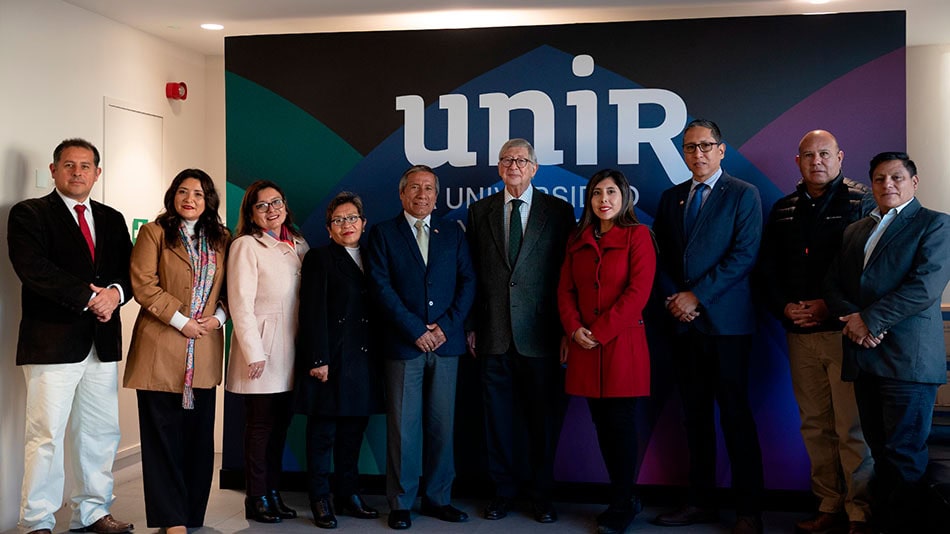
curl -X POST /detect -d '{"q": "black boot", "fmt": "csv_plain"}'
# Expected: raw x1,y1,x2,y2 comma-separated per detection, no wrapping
245,495,282,523
269,489,298,519
310,496,338,529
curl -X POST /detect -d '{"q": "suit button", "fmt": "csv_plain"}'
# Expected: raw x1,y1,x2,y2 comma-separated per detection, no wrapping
510,282,516,287
428,300,434,306
362,346,368,352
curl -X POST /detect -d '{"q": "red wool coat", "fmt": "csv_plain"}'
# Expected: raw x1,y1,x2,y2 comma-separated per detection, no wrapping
557,223,656,398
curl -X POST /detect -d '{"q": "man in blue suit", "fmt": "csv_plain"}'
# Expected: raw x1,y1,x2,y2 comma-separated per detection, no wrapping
367,164,476,530
652,119,765,534
825,152,950,534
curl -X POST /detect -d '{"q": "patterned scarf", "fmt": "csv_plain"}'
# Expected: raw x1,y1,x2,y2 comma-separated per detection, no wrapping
179,223,216,409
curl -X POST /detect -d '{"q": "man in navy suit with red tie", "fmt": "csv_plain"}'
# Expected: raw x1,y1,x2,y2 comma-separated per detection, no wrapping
8,139,133,534
651,120,765,534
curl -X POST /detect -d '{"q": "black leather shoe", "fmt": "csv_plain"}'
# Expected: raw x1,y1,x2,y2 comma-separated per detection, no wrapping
484,497,514,520
653,505,718,526
310,497,337,529
335,494,379,519
269,489,298,519
420,503,469,522
388,509,411,530
596,503,640,534
532,501,558,523
245,495,281,524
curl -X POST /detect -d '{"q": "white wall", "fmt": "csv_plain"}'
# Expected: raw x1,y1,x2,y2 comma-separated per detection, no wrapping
0,0,223,529
906,44,950,303
1,0,949,531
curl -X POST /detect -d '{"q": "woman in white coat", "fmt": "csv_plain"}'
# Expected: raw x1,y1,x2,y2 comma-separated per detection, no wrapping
226,180,309,523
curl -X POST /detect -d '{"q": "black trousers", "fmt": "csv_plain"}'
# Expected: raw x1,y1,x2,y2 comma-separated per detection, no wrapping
244,391,294,496
672,331,764,515
305,415,370,500
588,397,640,508
137,388,216,528
480,347,566,502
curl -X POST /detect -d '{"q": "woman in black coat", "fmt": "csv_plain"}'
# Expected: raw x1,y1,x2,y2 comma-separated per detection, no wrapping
295,191,384,529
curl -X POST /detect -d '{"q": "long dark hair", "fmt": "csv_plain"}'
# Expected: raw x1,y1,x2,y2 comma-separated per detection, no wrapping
156,168,229,250
235,180,303,238
573,169,640,242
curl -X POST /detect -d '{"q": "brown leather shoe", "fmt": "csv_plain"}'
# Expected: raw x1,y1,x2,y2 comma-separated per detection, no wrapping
848,521,872,534
795,512,848,533
69,514,133,534
653,505,719,526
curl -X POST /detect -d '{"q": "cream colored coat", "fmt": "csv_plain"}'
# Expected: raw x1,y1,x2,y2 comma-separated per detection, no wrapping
225,231,308,394
124,222,227,392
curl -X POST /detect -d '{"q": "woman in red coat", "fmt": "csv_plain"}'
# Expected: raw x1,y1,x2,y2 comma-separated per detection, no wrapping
557,169,656,534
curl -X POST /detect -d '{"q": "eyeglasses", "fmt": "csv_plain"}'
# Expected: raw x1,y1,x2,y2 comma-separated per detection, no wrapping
499,157,533,169
683,142,721,154
330,215,362,226
253,198,285,213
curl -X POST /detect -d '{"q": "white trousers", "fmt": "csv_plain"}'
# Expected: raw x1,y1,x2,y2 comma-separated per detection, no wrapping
19,347,120,532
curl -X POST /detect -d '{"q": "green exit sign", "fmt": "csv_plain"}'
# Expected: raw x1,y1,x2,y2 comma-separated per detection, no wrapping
131,218,149,243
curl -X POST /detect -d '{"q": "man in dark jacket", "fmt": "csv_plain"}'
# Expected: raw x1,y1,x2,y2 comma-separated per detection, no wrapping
759,130,875,534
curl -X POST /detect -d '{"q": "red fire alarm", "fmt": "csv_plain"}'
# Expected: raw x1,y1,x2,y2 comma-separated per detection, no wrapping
166,82,188,100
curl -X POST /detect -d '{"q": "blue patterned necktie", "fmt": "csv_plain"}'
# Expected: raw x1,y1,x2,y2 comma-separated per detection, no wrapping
685,183,707,236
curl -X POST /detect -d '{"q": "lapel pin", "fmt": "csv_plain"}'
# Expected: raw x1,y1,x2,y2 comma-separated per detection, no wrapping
433,228,439,234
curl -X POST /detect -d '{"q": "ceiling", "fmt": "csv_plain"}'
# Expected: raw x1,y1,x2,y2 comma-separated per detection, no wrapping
62,0,950,56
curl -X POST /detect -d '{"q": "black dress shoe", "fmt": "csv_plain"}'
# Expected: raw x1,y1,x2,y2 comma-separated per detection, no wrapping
653,505,718,526
335,494,379,519
245,495,281,524
310,497,337,529
596,503,640,534
532,501,558,523
269,489,298,519
420,503,469,522
388,509,411,530
484,497,514,520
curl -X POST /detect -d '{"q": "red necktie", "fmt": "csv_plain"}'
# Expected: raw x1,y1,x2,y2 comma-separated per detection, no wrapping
74,204,95,261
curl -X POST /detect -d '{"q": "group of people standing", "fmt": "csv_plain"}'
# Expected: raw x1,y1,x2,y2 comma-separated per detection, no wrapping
9,122,949,534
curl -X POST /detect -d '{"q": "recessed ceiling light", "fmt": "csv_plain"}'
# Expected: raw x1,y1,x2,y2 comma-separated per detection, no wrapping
200,23,224,31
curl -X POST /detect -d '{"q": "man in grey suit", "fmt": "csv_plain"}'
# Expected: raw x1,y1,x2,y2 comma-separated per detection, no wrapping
825,152,950,534
466,138,576,523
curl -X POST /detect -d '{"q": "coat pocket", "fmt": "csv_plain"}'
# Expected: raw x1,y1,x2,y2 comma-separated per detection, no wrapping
260,314,280,357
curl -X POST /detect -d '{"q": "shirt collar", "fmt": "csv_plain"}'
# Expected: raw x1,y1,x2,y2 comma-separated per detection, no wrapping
692,168,723,190
403,211,431,228
504,185,534,207
54,188,91,212
871,197,914,221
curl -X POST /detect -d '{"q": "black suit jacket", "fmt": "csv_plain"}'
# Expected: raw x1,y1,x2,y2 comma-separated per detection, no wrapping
466,188,575,357
295,242,384,417
8,191,133,365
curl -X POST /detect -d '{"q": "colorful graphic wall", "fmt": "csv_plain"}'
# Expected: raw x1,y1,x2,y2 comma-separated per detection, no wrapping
223,12,906,492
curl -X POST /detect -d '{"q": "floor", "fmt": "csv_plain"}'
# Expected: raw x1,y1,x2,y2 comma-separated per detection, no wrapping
10,455,807,534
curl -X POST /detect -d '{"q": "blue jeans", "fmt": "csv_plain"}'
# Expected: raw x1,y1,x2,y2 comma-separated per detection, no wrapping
853,372,938,532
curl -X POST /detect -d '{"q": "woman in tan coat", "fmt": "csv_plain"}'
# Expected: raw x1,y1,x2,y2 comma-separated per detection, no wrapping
124,169,229,534
226,180,309,523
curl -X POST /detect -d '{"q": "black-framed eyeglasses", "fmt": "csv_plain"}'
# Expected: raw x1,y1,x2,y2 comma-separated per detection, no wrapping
253,198,285,213
683,142,721,154
330,215,362,226
499,157,533,168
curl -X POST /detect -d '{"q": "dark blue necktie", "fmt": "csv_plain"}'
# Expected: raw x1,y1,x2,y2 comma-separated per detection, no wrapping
685,183,707,236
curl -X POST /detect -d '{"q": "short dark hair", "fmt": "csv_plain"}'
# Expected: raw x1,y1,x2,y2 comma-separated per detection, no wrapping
683,119,722,143
869,151,917,178
53,138,100,167
156,169,229,250
325,191,365,227
398,165,440,197
235,180,302,238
